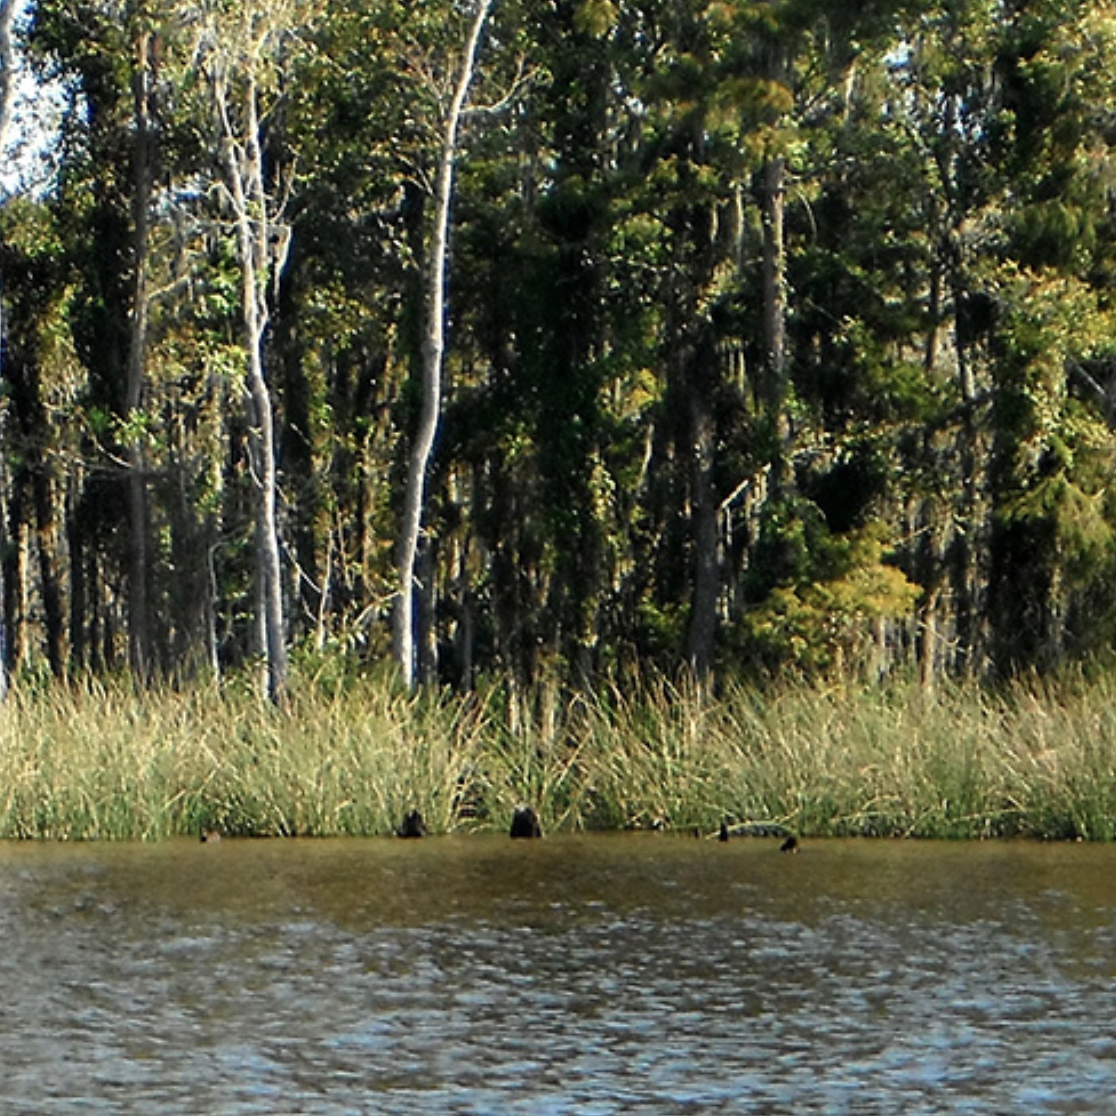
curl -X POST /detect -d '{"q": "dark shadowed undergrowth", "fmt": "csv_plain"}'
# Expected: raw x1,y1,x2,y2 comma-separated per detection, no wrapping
2,669,1116,841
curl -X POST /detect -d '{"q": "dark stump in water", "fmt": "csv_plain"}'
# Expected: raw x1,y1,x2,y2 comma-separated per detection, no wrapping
398,809,428,839
510,805,542,839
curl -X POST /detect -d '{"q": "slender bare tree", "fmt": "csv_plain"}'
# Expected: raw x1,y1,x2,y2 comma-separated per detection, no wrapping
0,0,17,158
197,0,302,703
0,0,16,700
395,0,495,688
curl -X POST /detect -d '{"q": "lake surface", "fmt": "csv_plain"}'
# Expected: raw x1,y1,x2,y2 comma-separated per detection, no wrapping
2,834,1116,1114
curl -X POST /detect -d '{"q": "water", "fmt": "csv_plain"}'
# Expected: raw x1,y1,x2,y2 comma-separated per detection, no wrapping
2,835,1116,1114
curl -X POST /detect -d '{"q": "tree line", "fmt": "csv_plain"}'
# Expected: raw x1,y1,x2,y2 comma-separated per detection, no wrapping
1,0,1115,697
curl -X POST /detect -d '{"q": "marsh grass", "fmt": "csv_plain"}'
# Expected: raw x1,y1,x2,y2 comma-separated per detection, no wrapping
3,668,1116,840
0,675,488,841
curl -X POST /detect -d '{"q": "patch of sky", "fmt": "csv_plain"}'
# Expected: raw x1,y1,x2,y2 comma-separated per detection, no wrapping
1,0,68,199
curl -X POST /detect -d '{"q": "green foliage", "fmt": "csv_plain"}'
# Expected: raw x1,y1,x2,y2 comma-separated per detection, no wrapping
4,0,1116,690
740,524,920,675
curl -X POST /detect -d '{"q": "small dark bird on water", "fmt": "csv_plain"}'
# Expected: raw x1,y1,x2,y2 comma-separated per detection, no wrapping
397,809,427,839
719,820,730,842
780,835,799,853
510,805,542,839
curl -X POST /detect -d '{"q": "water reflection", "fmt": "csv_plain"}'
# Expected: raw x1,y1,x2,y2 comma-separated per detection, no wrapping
2,836,1115,1114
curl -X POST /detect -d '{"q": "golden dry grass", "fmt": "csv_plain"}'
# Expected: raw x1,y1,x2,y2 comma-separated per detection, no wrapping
2,668,1116,840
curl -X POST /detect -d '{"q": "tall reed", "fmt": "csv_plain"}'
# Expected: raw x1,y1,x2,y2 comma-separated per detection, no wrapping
3,668,1116,840
0,673,487,840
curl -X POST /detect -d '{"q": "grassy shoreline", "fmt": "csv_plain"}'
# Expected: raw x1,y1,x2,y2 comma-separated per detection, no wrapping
3,670,1116,841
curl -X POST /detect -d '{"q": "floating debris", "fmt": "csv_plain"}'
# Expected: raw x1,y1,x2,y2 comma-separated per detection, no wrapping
510,805,542,839
397,809,427,839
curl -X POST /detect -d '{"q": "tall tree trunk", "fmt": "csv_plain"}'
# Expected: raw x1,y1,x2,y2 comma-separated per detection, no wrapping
0,0,15,696
417,533,438,684
216,68,290,704
761,152,791,484
686,385,719,678
0,497,21,685
395,0,493,688
937,91,985,675
127,28,156,684
0,0,16,158
35,464,65,677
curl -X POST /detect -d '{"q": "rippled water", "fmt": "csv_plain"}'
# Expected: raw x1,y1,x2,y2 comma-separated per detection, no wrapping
3,835,1116,1114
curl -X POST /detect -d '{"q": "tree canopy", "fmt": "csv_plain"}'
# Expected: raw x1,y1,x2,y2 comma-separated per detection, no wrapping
1,0,1115,692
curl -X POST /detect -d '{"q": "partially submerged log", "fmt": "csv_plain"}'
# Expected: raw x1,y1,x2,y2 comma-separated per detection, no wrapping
716,818,800,851
510,805,542,839
398,809,428,839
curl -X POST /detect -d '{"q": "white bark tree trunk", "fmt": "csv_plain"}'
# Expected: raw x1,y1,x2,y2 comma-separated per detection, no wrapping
395,0,494,688
214,64,290,705
0,0,16,157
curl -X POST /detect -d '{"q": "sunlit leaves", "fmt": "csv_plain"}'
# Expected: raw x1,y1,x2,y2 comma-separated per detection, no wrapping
739,528,920,675
574,0,617,38
8,0,1116,684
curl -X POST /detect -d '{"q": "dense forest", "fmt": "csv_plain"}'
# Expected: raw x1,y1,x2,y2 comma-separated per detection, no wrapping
1,0,1114,697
